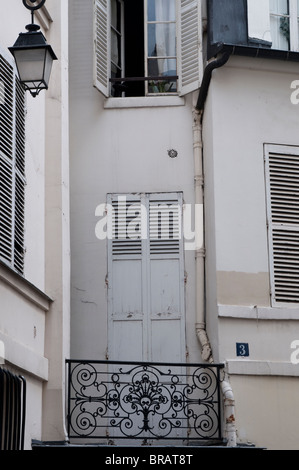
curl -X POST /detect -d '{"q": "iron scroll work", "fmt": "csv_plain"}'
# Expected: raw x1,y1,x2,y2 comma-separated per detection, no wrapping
66,360,224,444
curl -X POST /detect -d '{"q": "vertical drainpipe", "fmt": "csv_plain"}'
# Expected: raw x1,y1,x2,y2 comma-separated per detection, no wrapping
193,50,237,447
192,106,213,364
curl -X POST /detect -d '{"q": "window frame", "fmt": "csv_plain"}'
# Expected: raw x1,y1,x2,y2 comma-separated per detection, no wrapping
289,0,299,51
110,0,124,84
145,0,178,96
94,0,202,99
270,0,299,52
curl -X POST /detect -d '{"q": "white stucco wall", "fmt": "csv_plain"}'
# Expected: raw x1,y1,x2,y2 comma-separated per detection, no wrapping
69,0,199,362
0,0,69,448
0,1,48,449
204,56,299,295
0,1,46,291
203,55,299,449
70,96,199,360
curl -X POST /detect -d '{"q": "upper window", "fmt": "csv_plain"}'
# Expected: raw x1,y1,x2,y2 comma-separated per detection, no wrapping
270,0,299,51
0,52,26,275
94,0,202,98
209,1,299,57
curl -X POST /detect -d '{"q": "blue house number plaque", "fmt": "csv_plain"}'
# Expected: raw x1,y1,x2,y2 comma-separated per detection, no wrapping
236,343,249,357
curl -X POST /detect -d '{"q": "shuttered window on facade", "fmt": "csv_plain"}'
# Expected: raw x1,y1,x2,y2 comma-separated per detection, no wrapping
0,53,26,275
265,144,299,305
94,0,202,97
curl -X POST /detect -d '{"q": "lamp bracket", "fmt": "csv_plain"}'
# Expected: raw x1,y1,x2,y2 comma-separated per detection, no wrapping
22,0,46,12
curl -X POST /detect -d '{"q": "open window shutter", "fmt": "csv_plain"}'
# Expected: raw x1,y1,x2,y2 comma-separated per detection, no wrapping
265,146,299,304
178,0,202,96
94,0,110,97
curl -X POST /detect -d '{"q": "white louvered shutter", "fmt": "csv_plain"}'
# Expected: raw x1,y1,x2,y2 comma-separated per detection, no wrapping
148,193,185,364
178,0,202,96
94,0,111,97
0,54,14,267
107,193,185,363
265,145,299,305
107,194,145,361
0,53,26,274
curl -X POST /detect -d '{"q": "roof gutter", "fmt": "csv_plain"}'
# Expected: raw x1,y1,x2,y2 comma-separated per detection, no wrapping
196,42,299,112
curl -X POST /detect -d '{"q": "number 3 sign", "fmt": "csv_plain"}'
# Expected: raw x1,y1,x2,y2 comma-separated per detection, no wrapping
236,343,249,357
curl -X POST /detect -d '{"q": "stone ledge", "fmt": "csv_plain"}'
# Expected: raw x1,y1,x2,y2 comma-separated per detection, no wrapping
0,260,52,312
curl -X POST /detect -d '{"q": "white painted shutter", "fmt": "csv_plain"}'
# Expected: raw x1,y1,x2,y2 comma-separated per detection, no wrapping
0,53,26,274
178,0,202,96
148,193,185,363
265,145,299,304
94,0,110,97
108,194,144,361
108,193,185,363
0,55,14,266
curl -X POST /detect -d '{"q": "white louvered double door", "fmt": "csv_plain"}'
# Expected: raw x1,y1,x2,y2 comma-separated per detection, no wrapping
107,193,186,363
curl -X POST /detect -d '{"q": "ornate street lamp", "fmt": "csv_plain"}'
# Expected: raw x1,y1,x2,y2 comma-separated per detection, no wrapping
9,0,57,97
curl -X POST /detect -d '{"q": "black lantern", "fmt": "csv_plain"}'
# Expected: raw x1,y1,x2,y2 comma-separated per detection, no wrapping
9,0,57,97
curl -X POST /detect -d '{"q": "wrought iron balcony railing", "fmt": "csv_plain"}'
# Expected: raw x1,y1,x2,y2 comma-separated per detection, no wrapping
66,360,224,445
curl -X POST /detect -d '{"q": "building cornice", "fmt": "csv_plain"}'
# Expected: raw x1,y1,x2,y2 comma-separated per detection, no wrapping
0,260,52,312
